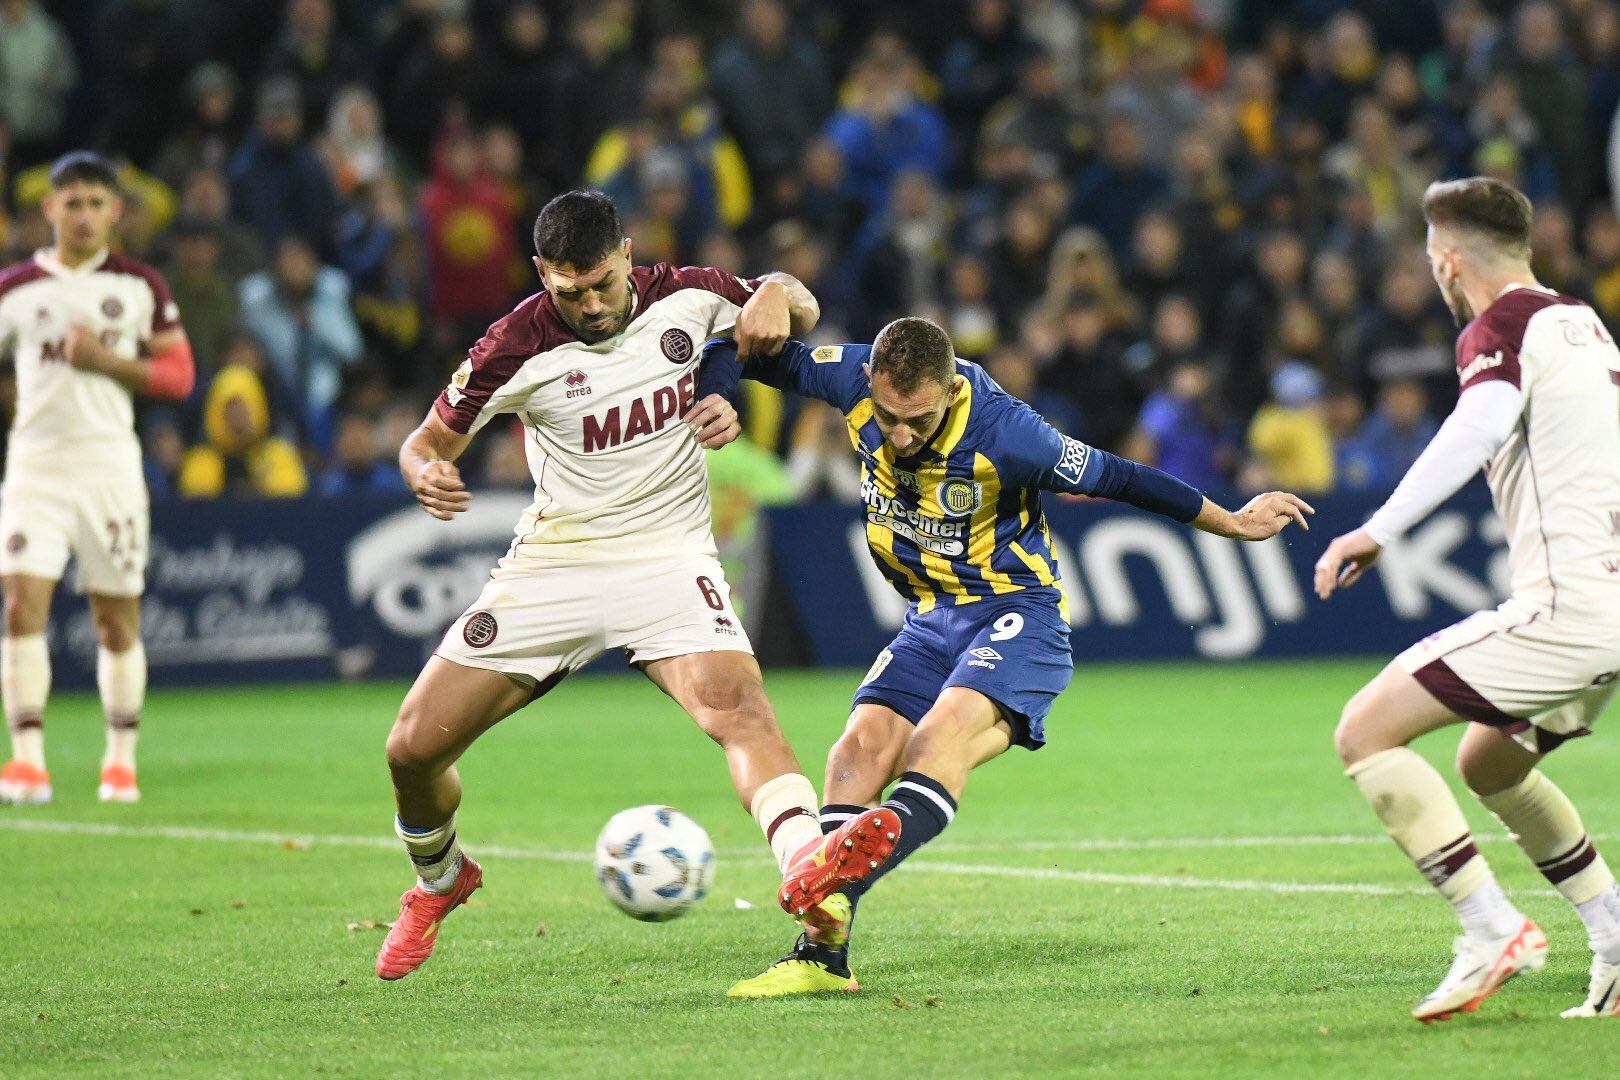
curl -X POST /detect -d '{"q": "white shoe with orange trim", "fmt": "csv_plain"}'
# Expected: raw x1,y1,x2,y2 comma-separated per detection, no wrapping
0,760,52,804
1412,918,1547,1023
98,764,140,803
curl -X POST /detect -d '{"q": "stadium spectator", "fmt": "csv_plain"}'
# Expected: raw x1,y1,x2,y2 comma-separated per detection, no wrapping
228,79,338,254
480,2,557,166
1068,110,1169,257
1100,23,1203,169
318,86,398,198
1244,360,1334,494
178,361,309,499
418,125,518,341
1040,297,1137,452
585,57,753,235
544,8,645,185
0,0,78,170
1127,358,1234,493
175,168,267,285
265,0,365,137
940,0,1029,168
237,236,363,448
785,402,863,503
984,342,1078,435
316,413,404,496
1500,0,1589,210
1354,251,1455,405
709,0,834,186
853,169,949,336
822,38,948,215
978,50,1085,176
151,63,243,191
161,216,239,380
387,13,490,171
95,0,197,163
1335,377,1439,493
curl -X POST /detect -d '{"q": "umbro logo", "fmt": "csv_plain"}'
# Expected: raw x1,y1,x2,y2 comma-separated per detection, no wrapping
969,647,1002,661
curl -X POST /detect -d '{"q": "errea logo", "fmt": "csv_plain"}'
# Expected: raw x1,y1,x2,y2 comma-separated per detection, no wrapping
1459,350,1504,383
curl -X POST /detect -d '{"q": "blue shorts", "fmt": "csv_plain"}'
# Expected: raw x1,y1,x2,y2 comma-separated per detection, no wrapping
853,591,1073,750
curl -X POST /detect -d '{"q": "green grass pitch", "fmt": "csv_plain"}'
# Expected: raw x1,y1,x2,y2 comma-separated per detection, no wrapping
3,660,1618,1077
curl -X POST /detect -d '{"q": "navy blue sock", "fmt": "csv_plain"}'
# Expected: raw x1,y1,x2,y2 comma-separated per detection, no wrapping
842,771,957,904
820,803,866,835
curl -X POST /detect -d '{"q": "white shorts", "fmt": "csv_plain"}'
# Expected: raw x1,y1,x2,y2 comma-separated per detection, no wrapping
436,553,752,687
0,472,149,596
1397,599,1620,753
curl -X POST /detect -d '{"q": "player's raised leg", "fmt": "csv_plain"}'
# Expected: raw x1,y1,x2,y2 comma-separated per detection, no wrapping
1,573,55,804
1458,724,1620,1018
1336,664,1546,1022
375,656,534,980
640,650,845,877
89,593,144,802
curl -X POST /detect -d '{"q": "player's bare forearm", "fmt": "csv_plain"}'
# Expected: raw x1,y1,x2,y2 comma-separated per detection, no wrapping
1191,493,1314,541
402,411,474,520
758,272,819,336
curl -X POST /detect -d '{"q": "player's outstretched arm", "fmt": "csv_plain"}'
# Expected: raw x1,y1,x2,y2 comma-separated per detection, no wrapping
1313,380,1521,600
400,411,474,521
1009,403,1313,539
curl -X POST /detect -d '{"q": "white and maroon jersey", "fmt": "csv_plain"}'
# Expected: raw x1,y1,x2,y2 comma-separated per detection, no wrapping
1456,285,1620,619
0,248,180,479
434,263,762,564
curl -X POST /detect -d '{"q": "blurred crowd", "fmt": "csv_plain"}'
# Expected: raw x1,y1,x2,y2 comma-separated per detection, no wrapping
4,0,1620,508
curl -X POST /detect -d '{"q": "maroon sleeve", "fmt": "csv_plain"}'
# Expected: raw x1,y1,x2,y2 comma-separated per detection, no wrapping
145,267,182,335
1455,319,1522,390
432,296,550,433
640,264,765,307
108,255,181,337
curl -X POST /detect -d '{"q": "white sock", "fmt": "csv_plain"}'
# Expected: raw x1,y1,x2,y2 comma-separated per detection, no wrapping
1453,877,1525,941
98,643,146,771
750,772,822,873
3,633,50,769
1576,884,1620,964
395,814,463,893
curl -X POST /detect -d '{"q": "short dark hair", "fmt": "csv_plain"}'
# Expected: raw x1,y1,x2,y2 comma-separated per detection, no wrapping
1422,177,1533,259
870,317,956,392
533,190,624,267
49,151,119,192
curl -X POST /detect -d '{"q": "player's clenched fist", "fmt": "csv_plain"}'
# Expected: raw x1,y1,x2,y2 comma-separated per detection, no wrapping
733,280,791,358
64,324,108,372
412,459,472,520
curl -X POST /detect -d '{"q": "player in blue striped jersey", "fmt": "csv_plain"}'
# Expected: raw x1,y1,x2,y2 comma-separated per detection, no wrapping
692,317,1313,997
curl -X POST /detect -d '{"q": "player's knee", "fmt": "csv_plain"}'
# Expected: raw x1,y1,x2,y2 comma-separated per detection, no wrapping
385,706,439,776
688,674,778,745
92,612,138,652
908,703,980,766
1454,741,1526,797
1334,689,1388,767
3,590,43,637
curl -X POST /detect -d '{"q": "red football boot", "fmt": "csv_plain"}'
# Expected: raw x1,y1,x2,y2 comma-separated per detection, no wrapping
375,857,484,981
778,807,900,921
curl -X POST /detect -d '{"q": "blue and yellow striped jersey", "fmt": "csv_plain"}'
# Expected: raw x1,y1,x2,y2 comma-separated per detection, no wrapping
744,341,1109,621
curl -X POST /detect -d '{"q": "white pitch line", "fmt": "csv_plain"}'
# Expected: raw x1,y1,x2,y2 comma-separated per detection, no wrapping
0,818,1563,899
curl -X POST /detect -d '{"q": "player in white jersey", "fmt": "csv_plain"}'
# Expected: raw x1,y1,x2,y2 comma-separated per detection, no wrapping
0,153,195,806
374,192,897,981
1315,178,1620,1022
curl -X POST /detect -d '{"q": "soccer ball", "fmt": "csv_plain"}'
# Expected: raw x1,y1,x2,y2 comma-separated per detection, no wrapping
594,805,716,922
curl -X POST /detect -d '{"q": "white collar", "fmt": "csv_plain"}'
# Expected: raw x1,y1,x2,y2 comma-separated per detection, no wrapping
1497,281,1555,298
35,247,109,278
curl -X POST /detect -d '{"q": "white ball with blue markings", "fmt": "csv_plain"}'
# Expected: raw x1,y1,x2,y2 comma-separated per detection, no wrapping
593,805,716,922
